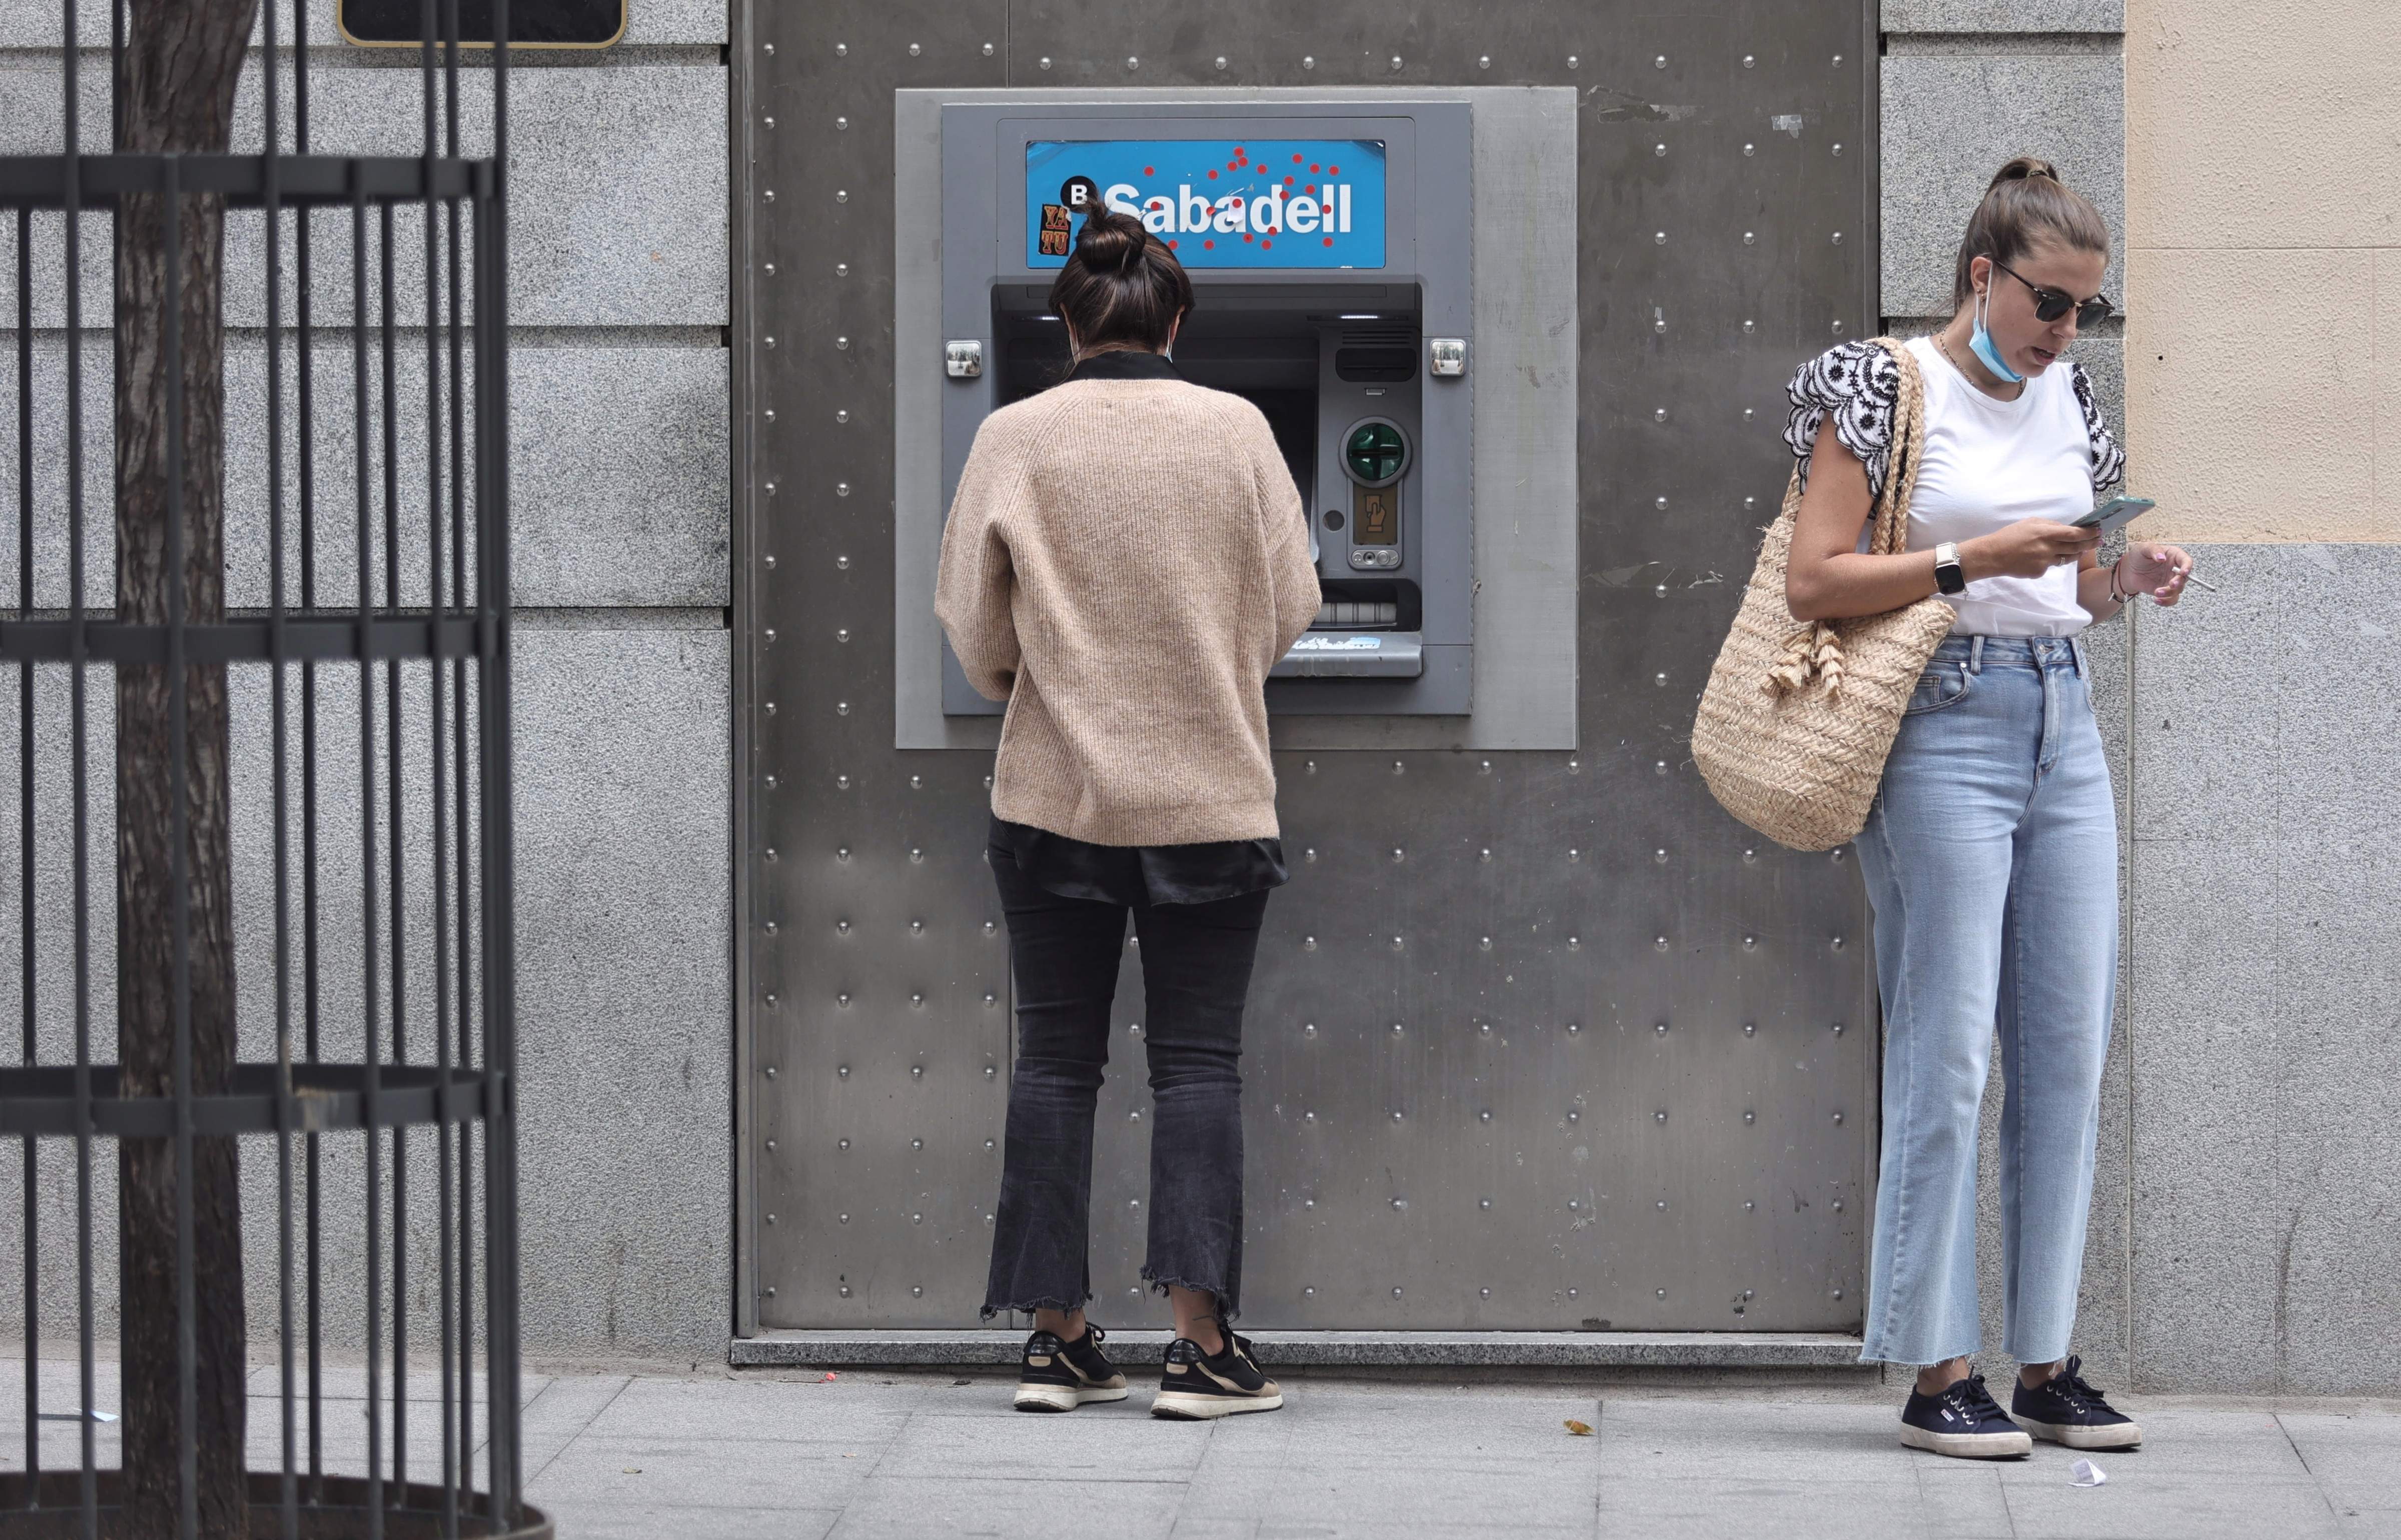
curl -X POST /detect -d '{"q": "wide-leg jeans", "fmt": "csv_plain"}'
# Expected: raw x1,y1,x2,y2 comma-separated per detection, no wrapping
1853,633,2117,1367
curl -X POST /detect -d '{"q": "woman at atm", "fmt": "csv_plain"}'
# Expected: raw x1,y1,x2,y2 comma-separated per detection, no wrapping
936,207,1321,1419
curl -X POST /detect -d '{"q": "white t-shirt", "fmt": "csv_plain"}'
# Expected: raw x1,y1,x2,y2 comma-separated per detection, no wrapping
1902,336,2098,637
1784,337,2124,639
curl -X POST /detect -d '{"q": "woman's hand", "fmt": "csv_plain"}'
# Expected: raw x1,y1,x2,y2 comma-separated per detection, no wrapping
1960,519,2101,582
2114,542,2193,607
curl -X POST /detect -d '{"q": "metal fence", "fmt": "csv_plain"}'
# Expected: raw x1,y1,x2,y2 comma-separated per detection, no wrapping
0,0,532,1534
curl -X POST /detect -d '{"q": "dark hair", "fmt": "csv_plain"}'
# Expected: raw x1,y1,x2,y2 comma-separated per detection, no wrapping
1046,209,1194,359
1951,157,2111,307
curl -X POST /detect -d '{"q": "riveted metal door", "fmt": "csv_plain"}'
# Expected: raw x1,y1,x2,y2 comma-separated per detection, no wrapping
739,0,1880,1333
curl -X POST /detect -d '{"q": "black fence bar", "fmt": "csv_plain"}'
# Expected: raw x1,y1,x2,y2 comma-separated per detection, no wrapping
0,615,487,664
0,154,481,209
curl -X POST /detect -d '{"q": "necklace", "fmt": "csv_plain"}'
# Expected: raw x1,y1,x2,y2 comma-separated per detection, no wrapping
1934,327,2020,400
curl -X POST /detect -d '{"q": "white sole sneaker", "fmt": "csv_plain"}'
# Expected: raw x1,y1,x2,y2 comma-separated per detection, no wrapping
1149,1388,1283,1420
1900,1422,2033,1459
1012,1383,1129,1413
2015,1414,2142,1449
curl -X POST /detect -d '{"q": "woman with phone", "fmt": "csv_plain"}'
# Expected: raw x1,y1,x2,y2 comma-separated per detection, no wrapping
1781,158,2191,1458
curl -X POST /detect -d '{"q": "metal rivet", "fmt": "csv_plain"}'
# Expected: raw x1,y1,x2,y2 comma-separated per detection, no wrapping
1745,1110,1756,1123
1744,935,1757,950
1302,54,1315,69
1656,1021,1669,1035
1831,935,1845,950
764,336,775,349
834,190,847,203
1390,935,1405,951
1654,848,1668,864
1832,1021,1844,1035
1655,672,1669,687
1039,56,1052,70
1569,847,1581,861
1567,1109,1580,1123
1305,759,1317,774
1655,1110,1667,1123
1832,143,1843,156
1744,144,1756,157
1479,54,1491,69
1566,1023,1580,1034
837,993,850,1007
1305,1286,1315,1296
1213,54,1228,70
1745,1200,1756,1211
835,918,848,933
1656,495,1669,510
1480,848,1492,862
1743,847,1757,862
1391,1110,1403,1122
1390,55,1403,70
1744,1023,1757,1037
1833,1111,1845,1125
1833,53,1844,66
1304,847,1318,862
1655,142,1667,157
768,846,781,861
1481,1285,1491,1295
766,1138,779,1152
1568,1288,1578,1299
1832,1289,1844,1300
1654,53,1666,67
1566,54,1579,68
912,1213,923,1224
1479,936,1492,951
1656,760,1669,775
832,42,844,55
764,1065,778,1079
982,42,994,56
763,41,774,54
762,117,774,131
907,42,920,55
764,553,778,568
1480,1022,1493,1035
1304,1023,1317,1037
911,992,924,1007
1391,1197,1406,1210
835,701,849,715
762,189,775,204
1304,936,1317,951
910,775,923,790
1743,53,1755,67
1391,847,1405,862
1568,1200,1580,1210
1655,936,1670,951
832,628,847,643
1833,847,1847,863
1391,1022,1404,1035
1655,230,1667,245
1391,759,1405,775
1480,1110,1492,1122
1656,583,1669,597
1479,759,1493,774
1125,55,1139,70
1567,936,1580,950
986,1139,996,1150
1833,1199,1845,1212
1831,231,1844,244
1744,319,1756,334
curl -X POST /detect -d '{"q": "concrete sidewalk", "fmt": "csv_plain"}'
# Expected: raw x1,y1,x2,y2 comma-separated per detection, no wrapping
7,1356,2399,1537
520,1365,2397,1539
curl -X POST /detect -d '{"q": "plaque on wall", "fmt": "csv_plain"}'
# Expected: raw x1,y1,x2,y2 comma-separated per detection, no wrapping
339,0,626,48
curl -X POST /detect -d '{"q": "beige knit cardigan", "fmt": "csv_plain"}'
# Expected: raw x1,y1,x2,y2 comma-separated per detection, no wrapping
934,374,1322,846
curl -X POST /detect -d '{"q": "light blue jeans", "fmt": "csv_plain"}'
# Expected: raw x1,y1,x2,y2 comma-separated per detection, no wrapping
1853,634,2117,1367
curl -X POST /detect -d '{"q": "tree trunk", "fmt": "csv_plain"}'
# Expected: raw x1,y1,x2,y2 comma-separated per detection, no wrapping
114,1,259,1534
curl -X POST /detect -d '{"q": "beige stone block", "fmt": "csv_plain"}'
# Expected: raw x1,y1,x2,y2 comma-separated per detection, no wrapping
2381,249,2401,529
2127,0,2401,252
2126,247,2381,542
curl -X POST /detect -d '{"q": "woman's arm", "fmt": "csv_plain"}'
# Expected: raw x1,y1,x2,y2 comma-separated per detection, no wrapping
1784,420,2104,623
933,436,1026,701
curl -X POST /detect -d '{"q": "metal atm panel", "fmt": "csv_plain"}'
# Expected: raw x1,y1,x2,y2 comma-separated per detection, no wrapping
743,11,1878,1339
933,104,1473,716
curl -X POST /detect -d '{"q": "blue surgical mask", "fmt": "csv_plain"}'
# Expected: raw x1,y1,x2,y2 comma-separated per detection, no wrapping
1968,283,2023,384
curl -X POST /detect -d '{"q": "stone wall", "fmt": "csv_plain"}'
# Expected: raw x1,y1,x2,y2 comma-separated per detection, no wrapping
0,0,733,1361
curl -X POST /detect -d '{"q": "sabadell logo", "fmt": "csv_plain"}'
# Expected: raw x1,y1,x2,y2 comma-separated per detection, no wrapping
1068,149,1357,252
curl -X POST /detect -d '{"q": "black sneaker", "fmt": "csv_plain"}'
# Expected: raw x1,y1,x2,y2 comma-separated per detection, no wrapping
1899,1371,2034,1458
2012,1355,2143,1449
1011,1325,1129,1412
1150,1333,1283,1420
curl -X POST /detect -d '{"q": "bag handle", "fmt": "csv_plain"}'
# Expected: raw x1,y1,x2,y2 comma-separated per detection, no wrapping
1865,338,1928,558
1767,338,1931,699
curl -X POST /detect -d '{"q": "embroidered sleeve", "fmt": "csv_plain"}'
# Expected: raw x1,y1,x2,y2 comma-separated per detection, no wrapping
1784,340,1899,500
2067,359,2125,491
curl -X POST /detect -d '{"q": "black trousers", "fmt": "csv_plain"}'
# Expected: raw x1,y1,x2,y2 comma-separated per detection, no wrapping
981,838,1270,1323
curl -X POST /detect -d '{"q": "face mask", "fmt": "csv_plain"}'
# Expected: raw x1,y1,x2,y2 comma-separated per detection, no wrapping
1968,282,2023,385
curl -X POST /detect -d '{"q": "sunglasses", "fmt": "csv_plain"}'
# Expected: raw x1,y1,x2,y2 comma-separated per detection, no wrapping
1989,259,2115,329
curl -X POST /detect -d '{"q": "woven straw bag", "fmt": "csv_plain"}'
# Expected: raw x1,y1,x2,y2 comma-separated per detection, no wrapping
1693,338,1957,851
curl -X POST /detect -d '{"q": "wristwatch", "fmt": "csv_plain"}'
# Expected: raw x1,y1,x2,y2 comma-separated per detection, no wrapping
1933,542,1968,596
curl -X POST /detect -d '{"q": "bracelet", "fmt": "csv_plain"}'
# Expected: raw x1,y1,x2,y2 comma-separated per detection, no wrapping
2107,558,2128,606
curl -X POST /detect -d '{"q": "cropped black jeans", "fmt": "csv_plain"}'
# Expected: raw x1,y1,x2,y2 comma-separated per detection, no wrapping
981,838,1270,1324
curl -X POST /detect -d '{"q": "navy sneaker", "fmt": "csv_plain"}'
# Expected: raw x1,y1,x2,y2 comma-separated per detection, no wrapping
2012,1355,2143,1449
1900,1371,2034,1458
1150,1332,1282,1420
1011,1324,1129,1412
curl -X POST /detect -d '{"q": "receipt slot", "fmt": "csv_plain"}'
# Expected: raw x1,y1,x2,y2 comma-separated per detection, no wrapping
935,100,1473,716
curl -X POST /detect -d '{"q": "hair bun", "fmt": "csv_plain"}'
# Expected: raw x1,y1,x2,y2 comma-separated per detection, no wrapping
1989,156,2062,191
1073,209,1148,272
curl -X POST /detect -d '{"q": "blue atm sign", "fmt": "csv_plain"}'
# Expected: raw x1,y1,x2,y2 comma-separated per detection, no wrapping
1025,139,1387,270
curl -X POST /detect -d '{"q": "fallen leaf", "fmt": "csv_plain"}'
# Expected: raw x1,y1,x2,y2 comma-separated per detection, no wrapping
621,1467,641,1474
1563,1419,1593,1436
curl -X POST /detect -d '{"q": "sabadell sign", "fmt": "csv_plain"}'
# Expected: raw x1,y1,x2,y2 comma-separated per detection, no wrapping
1025,139,1388,270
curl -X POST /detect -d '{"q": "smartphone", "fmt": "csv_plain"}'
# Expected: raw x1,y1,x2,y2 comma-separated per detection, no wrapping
2073,496,2155,535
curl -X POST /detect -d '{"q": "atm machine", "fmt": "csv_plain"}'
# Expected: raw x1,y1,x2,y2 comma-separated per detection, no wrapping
934,103,1473,715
